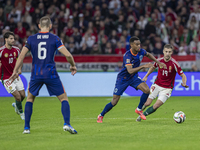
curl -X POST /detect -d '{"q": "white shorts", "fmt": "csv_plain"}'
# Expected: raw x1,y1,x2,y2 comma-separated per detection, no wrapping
3,77,24,93
148,84,172,103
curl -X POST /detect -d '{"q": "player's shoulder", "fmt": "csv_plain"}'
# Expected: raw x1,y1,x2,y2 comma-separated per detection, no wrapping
170,57,180,66
0,45,6,51
12,46,20,51
157,57,164,62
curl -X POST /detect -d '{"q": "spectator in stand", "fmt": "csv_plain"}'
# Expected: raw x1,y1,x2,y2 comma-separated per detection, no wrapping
80,29,96,49
4,0,13,21
187,15,199,30
79,43,90,54
65,21,74,37
115,42,126,55
189,5,200,22
24,11,32,25
179,7,189,27
67,42,78,54
105,42,114,54
171,29,180,45
101,3,109,19
169,39,179,55
38,2,46,17
14,22,26,39
144,20,156,39
21,16,30,31
109,30,119,46
156,21,169,44
173,20,184,38
0,7,4,23
180,28,192,45
90,43,102,55
115,15,126,35
189,36,200,54
8,8,21,23
100,37,107,54
32,8,42,25
137,16,148,31
76,13,88,34
72,27,82,45
22,1,34,16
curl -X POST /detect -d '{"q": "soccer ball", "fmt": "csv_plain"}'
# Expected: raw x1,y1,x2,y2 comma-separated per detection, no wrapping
173,111,186,123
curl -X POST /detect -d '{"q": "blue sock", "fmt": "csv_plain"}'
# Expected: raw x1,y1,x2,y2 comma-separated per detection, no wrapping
24,102,33,129
100,102,114,116
138,93,149,109
61,100,70,125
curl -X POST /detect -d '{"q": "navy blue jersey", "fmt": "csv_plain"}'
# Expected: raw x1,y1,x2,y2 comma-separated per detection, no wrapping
25,32,64,79
117,48,147,81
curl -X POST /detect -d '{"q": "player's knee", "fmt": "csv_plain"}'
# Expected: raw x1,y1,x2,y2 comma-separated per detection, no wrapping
145,101,151,107
21,95,25,101
15,95,21,102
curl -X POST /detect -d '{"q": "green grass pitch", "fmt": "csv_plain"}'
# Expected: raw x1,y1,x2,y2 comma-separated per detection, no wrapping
0,96,200,150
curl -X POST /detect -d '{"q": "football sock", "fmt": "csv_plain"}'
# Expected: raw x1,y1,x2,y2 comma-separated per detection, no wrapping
100,102,113,116
24,102,33,129
137,93,149,109
61,100,70,125
142,105,146,111
143,106,156,116
16,100,23,113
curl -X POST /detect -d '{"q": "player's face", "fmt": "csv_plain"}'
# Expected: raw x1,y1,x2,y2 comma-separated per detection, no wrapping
163,48,173,61
130,40,141,52
6,35,15,46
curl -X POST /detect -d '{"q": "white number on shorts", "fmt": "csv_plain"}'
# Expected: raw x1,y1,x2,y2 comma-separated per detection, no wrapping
162,70,168,76
38,42,47,59
9,58,13,64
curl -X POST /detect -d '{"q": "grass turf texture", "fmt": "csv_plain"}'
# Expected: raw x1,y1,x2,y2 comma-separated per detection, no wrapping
0,96,199,150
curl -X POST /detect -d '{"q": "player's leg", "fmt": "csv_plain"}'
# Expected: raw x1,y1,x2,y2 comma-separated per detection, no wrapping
23,79,43,134
15,76,26,102
143,87,172,118
45,78,77,134
97,80,128,123
23,92,35,134
3,79,24,118
136,84,160,121
132,80,149,120
57,92,77,134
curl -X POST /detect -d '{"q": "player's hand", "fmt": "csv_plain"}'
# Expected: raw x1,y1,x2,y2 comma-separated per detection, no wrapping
181,83,189,88
9,72,19,83
142,76,148,82
70,66,77,76
144,63,154,68
18,69,22,75
158,62,167,69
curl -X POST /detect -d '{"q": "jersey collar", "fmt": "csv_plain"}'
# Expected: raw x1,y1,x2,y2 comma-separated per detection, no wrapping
130,49,138,56
39,31,49,33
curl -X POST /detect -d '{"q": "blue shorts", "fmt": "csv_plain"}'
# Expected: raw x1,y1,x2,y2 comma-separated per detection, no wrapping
113,76,144,95
29,77,65,96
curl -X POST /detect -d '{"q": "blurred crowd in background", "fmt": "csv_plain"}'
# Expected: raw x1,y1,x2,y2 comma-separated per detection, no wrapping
0,0,200,56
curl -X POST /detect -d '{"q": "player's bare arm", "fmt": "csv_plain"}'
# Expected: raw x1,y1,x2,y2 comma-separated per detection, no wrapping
59,46,77,76
146,52,167,69
9,47,29,82
180,73,189,88
126,63,153,74
143,66,156,82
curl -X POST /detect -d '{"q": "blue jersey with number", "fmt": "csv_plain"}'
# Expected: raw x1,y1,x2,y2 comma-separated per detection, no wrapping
25,32,64,79
117,48,147,81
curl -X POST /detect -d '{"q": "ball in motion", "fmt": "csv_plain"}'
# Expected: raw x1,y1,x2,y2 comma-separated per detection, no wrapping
173,111,186,123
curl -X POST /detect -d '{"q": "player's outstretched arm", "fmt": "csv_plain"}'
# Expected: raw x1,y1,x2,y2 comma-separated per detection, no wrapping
59,46,77,76
146,52,167,69
143,66,156,81
180,73,189,88
9,47,29,82
126,63,153,74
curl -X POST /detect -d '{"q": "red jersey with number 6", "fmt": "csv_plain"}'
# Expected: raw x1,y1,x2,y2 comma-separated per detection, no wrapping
154,57,183,89
0,45,20,80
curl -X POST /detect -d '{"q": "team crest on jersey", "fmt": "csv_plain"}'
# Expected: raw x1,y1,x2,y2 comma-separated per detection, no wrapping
4,53,8,57
9,86,12,90
14,52,16,56
126,59,130,63
169,66,172,72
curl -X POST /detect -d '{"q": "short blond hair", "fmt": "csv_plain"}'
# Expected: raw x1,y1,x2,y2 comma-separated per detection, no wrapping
39,16,52,28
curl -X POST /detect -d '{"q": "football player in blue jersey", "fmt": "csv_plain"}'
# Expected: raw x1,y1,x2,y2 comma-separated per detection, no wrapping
97,36,166,123
10,16,77,134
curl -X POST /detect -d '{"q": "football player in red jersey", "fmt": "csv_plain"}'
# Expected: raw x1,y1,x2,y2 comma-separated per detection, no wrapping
136,44,189,121
0,31,25,120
